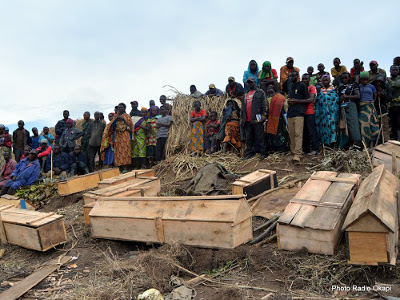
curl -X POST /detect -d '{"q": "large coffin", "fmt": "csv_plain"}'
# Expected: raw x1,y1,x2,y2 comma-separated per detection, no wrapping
277,171,361,255
372,140,400,173
89,195,253,249
342,165,399,265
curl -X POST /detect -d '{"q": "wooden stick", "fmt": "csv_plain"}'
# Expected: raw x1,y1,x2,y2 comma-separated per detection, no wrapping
362,140,374,172
257,234,277,247
254,215,280,232
250,220,278,244
25,212,56,225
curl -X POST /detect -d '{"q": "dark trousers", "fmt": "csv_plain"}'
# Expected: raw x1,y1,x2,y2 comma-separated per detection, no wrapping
70,161,89,176
14,149,23,163
302,114,320,153
88,146,101,172
244,122,266,156
156,137,168,162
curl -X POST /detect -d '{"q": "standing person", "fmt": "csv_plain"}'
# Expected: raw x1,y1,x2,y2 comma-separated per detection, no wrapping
265,86,287,153
372,75,391,142
146,106,159,167
55,110,71,144
149,100,156,110
81,111,92,157
220,101,241,153
156,106,173,162
258,61,280,93
0,152,17,189
100,112,116,166
160,95,172,115
307,66,317,86
226,77,245,100
103,103,134,171
368,60,387,82
132,108,149,169
284,71,310,161
59,119,83,154
350,59,364,83
190,85,203,98
189,101,207,155
114,106,119,114
315,75,339,147
315,63,330,88
13,120,30,162
205,84,224,96
39,127,55,146
129,101,141,117
31,127,40,149
69,145,89,176
44,144,69,179
243,60,260,92
359,71,379,147
241,77,267,160
388,65,400,141
0,149,40,196
331,58,347,87
205,111,220,154
337,72,362,150
280,57,300,90
302,74,320,155
0,125,12,169
87,111,106,172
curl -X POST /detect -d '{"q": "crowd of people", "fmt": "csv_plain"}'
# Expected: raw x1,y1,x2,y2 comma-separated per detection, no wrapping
0,56,399,195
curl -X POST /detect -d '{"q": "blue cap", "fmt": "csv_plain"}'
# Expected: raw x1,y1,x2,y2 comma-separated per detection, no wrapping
4,127,9,131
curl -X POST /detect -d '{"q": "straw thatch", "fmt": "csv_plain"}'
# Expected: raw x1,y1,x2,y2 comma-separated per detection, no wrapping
166,94,241,156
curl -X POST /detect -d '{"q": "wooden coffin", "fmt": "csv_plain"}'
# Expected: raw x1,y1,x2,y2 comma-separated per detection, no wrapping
98,168,120,180
97,169,155,189
342,165,399,265
83,177,160,205
58,172,101,196
89,195,253,249
0,208,67,251
83,202,95,226
0,195,35,210
277,171,361,255
372,140,400,174
232,169,277,199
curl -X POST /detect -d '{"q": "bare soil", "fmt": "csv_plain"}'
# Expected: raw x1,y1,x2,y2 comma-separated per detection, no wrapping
0,153,399,300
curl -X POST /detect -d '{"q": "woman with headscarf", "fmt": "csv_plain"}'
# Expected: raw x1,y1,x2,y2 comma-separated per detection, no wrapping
146,106,159,167
243,60,260,92
258,61,280,93
100,113,116,166
0,125,12,169
102,103,133,171
189,101,207,155
132,108,149,168
265,86,287,153
359,71,379,147
315,75,339,146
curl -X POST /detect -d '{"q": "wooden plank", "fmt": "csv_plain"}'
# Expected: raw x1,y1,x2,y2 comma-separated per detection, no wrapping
348,232,388,264
278,203,302,224
155,218,165,243
0,256,72,300
97,169,155,188
290,199,342,208
290,205,316,228
1,208,63,227
0,198,35,210
98,168,120,181
2,223,42,251
375,142,400,157
310,175,359,185
294,171,336,202
345,213,388,232
83,203,95,225
38,220,67,251
57,172,100,196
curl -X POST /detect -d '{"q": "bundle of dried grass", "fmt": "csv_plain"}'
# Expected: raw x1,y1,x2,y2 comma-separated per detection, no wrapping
166,94,240,156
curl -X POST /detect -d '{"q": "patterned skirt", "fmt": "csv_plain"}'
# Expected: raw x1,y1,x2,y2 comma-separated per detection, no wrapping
359,102,379,144
315,92,339,145
223,121,241,148
189,121,205,154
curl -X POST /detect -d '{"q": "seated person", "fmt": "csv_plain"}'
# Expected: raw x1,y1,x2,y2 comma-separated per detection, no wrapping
0,149,40,195
69,145,89,176
204,84,224,96
259,61,280,93
0,151,17,189
44,144,69,179
205,111,220,154
225,76,244,100
20,145,32,160
36,139,52,172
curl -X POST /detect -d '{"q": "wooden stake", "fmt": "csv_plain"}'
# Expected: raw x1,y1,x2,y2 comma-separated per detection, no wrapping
50,150,53,182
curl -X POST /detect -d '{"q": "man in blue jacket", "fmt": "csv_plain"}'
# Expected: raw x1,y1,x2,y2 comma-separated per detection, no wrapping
44,144,70,180
0,149,40,195
69,145,89,176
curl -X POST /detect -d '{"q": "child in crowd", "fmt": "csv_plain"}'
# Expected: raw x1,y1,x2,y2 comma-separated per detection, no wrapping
221,101,241,153
156,106,173,162
189,101,207,156
205,111,220,154
146,106,159,167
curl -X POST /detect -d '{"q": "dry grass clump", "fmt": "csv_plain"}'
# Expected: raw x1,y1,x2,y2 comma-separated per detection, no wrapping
166,94,241,156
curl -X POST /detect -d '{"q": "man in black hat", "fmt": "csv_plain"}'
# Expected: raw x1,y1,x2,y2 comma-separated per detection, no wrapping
0,149,41,195
241,77,268,160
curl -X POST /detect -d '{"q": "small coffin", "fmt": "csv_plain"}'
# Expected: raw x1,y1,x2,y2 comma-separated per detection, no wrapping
97,169,155,189
232,169,277,199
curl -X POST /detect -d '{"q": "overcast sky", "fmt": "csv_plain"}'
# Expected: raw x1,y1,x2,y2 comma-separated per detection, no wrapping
1,0,399,132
